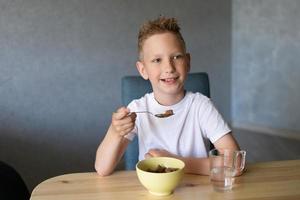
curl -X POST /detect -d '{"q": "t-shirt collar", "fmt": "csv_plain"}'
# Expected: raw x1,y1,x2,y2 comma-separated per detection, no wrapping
150,91,190,114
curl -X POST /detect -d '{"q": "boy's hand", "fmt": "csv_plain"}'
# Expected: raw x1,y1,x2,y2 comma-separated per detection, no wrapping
110,107,136,137
144,149,177,159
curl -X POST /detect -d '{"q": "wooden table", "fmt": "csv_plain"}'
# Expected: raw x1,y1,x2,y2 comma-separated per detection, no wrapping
30,160,300,200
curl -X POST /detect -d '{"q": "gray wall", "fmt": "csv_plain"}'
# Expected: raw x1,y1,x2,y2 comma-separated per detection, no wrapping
0,0,231,191
232,0,300,132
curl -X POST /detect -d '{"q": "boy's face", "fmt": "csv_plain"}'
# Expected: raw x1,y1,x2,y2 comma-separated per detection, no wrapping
136,32,190,100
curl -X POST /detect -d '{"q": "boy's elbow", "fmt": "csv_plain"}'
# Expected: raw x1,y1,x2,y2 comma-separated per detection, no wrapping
234,167,246,177
95,164,112,177
96,170,110,177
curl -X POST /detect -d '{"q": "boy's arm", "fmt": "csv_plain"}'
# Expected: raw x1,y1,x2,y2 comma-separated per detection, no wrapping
94,126,130,176
146,133,240,175
94,107,136,176
182,132,240,175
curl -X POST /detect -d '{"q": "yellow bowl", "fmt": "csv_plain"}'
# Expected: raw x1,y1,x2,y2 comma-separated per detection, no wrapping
136,157,185,196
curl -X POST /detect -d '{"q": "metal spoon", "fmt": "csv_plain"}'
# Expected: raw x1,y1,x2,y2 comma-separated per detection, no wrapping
133,109,174,118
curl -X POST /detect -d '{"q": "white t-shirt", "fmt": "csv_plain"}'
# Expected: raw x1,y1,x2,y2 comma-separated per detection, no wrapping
125,91,231,161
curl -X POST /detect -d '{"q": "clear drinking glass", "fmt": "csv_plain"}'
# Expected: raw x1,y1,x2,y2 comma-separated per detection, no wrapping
209,149,246,192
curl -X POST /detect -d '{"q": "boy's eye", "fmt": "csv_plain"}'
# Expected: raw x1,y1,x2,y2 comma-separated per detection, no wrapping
152,58,161,63
173,54,183,60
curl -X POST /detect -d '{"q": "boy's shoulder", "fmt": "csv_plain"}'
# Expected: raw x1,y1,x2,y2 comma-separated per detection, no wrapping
185,91,211,104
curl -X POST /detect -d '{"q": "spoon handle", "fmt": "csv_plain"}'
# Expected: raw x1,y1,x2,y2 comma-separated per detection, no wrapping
132,111,154,115
131,110,174,118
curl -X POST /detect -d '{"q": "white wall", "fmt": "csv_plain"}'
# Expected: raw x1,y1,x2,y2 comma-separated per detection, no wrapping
232,0,300,136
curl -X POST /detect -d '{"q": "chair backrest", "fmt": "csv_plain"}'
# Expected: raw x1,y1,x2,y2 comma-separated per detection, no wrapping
121,72,210,170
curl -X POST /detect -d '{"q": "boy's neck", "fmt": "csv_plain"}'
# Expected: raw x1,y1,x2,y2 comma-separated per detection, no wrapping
153,90,186,106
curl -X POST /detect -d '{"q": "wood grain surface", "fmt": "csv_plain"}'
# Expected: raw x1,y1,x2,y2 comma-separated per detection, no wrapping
30,160,300,200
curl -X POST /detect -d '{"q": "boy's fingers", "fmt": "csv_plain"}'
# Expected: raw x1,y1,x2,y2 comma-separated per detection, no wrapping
113,107,130,120
116,106,130,113
148,148,160,154
128,112,137,120
113,113,136,126
117,124,135,136
123,121,135,128
144,153,152,159
113,109,136,123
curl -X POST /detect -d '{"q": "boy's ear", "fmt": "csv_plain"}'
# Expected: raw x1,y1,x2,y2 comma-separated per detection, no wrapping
136,61,149,80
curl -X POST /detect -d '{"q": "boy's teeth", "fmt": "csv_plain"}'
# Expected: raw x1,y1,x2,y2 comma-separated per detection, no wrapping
165,78,174,81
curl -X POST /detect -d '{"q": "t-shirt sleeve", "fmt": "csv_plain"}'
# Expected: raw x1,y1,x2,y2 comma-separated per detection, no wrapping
199,99,231,143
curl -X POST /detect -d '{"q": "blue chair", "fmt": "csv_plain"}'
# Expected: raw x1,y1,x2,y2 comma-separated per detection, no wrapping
121,72,210,170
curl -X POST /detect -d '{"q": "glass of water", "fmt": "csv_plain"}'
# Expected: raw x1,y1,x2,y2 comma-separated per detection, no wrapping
209,149,246,192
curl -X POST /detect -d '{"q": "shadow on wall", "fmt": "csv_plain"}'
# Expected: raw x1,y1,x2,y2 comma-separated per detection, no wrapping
0,125,99,192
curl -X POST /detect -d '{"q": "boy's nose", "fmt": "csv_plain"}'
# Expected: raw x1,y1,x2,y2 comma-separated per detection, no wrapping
163,59,175,73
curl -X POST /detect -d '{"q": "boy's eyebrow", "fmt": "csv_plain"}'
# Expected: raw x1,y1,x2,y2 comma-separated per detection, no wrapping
141,51,186,61
142,54,163,60
152,54,163,57
171,52,184,55
154,52,184,57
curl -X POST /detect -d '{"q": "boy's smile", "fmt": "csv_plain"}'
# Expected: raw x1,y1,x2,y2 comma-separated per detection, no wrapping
161,77,179,84
136,32,190,106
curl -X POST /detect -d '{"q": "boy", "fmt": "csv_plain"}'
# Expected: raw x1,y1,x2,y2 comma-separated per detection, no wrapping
95,17,241,176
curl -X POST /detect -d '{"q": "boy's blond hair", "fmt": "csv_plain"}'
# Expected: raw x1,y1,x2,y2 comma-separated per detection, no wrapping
138,17,186,58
